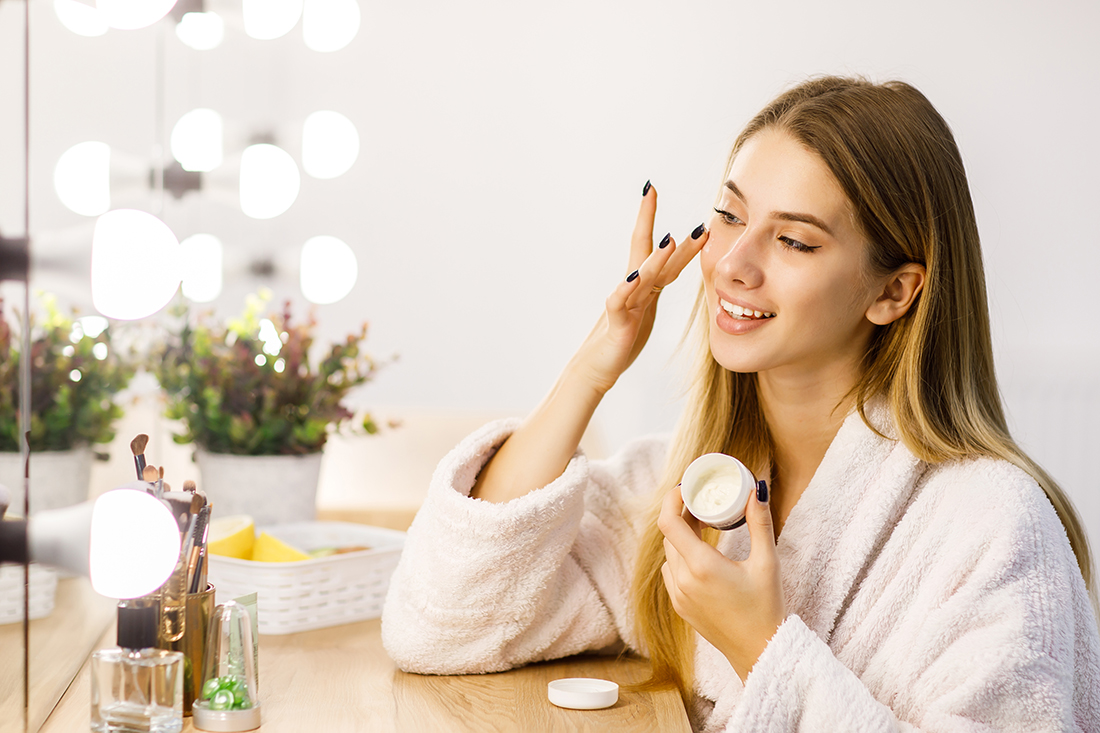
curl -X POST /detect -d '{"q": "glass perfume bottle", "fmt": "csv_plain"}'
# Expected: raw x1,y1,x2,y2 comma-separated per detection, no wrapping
91,601,184,733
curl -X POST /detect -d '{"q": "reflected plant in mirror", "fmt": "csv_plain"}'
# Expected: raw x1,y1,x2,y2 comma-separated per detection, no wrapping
0,294,135,512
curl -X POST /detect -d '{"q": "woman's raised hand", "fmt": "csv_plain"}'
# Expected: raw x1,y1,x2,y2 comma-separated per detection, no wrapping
470,182,706,504
574,182,709,395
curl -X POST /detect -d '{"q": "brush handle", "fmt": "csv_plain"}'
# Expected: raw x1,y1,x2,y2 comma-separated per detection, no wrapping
134,455,146,481
161,513,197,643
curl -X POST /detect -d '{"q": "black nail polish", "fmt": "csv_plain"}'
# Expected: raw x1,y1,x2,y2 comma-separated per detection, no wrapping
757,479,768,503
691,223,706,240
626,270,639,283
659,233,670,249
642,180,651,197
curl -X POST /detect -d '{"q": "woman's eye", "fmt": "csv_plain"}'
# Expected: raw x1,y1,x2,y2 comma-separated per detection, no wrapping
713,207,743,226
778,235,819,253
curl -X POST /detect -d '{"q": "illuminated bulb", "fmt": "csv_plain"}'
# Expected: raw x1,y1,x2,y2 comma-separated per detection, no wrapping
243,0,302,40
97,0,178,30
274,358,286,373
79,316,109,338
55,141,110,217
175,11,224,50
255,354,266,366
91,210,182,320
54,0,109,37
302,111,359,179
301,236,357,304
93,343,109,360
180,233,223,303
258,319,282,356
70,369,82,382
239,144,300,219
302,0,360,53
171,109,223,172
90,489,181,599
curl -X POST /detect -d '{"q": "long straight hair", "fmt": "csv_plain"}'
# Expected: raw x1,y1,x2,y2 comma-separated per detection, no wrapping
630,76,1097,703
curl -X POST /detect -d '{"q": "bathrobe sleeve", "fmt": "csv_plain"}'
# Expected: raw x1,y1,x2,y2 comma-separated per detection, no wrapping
380,418,665,675
723,459,1100,732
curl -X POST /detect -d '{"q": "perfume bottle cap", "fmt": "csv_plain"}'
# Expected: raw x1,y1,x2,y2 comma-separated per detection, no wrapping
117,601,158,649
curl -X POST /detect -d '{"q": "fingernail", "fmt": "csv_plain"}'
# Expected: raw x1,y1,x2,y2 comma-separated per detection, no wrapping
642,180,651,197
757,479,768,503
658,233,671,249
691,223,706,240
627,270,639,283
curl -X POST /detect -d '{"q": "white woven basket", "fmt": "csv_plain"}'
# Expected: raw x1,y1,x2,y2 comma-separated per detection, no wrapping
0,563,58,625
207,522,405,635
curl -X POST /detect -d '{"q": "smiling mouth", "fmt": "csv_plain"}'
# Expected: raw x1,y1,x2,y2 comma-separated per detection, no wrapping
720,299,775,320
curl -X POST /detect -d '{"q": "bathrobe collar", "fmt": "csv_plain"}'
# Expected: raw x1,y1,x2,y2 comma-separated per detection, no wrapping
772,401,927,643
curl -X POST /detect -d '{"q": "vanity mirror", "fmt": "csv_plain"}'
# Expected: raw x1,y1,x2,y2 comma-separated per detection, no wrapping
1,1,368,729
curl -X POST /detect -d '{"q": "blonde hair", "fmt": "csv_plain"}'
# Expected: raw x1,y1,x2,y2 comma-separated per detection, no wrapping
630,76,1097,703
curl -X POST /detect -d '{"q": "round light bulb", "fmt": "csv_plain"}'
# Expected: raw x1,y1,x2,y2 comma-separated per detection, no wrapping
243,0,302,40
171,108,223,172
90,489,181,599
240,144,300,219
96,0,178,30
302,110,359,179
54,0,109,37
55,141,111,217
302,0,360,53
78,315,109,338
91,210,182,320
180,233,223,303
301,235,357,304
175,11,224,50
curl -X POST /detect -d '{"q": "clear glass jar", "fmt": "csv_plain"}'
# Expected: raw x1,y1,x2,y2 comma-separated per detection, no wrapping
90,646,183,733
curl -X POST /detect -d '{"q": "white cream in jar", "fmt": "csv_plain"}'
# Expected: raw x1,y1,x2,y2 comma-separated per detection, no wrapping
680,453,757,530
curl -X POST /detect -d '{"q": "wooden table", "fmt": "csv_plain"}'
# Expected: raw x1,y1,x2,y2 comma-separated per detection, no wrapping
39,617,691,731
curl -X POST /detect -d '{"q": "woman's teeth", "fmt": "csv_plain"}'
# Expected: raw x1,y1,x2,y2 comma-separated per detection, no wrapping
720,300,775,320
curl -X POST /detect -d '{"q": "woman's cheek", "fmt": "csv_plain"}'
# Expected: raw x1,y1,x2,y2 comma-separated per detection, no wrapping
700,238,720,277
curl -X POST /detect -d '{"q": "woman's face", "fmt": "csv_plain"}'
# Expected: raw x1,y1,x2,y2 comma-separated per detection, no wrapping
701,128,883,383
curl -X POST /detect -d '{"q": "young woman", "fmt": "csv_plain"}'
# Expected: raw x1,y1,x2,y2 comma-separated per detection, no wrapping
382,77,1100,730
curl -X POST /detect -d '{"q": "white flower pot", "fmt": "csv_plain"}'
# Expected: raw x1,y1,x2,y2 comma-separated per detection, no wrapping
194,449,323,526
0,447,93,514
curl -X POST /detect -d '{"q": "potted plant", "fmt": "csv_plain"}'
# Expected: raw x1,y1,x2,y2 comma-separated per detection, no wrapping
0,294,135,512
150,292,382,525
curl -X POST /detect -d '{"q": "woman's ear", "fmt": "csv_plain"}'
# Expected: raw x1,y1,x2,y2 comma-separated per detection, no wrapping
866,263,926,326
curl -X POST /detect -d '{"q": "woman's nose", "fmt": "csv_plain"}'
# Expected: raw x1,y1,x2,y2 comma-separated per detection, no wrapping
714,228,765,289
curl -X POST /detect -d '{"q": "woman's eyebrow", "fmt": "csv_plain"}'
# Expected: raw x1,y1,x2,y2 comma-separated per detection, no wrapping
723,179,835,237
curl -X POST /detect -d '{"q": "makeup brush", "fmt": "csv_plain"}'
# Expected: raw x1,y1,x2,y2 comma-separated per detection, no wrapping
186,506,210,594
196,503,211,593
183,480,196,493
162,511,196,643
130,434,149,481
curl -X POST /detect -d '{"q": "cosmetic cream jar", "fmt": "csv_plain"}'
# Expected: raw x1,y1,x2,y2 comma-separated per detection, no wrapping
680,453,757,530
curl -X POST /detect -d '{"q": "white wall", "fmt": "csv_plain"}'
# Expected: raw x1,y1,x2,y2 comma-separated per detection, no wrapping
1,0,1097,544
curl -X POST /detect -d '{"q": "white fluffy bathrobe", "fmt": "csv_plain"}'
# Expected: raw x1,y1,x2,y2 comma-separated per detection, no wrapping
381,407,1100,731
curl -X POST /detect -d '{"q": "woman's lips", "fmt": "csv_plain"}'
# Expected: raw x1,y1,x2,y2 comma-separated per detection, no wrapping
715,302,775,335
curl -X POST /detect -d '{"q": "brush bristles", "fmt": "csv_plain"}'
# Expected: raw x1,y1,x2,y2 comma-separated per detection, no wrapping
130,434,149,456
183,480,196,492
142,465,159,482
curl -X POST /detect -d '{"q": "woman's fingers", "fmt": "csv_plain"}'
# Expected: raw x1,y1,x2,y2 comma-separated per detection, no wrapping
618,222,709,312
658,484,716,571
628,181,657,272
660,223,708,286
623,232,678,310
